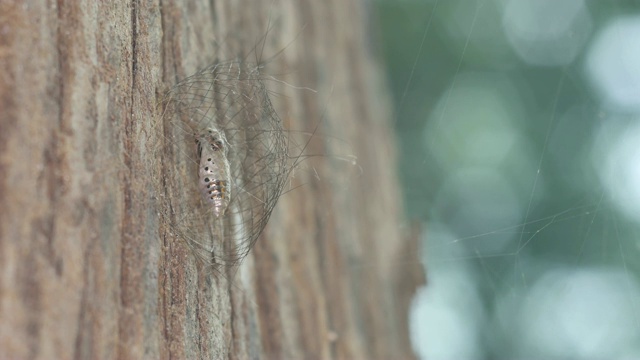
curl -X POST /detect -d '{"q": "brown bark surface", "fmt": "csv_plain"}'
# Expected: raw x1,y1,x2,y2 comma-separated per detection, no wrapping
0,0,425,359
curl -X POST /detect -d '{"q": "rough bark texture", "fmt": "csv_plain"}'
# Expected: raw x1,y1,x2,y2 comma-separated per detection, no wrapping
0,0,425,359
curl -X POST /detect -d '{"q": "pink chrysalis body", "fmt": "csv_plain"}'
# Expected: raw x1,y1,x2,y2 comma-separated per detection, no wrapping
196,128,231,218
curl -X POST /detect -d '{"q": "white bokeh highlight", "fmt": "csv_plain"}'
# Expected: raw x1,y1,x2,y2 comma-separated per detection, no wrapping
593,118,640,223
423,72,524,171
502,0,592,66
410,270,483,360
585,16,640,112
513,268,640,359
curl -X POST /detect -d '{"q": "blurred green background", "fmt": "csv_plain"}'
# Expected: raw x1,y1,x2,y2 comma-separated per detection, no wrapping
373,0,640,358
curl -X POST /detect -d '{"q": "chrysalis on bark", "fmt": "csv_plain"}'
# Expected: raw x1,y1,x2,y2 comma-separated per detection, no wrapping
196,128,231,218
160,61,290,269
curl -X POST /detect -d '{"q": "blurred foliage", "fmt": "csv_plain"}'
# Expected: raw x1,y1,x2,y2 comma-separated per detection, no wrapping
373,0,640,358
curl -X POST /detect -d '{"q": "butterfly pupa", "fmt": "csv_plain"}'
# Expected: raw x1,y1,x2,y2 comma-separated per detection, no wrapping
196,127,231,218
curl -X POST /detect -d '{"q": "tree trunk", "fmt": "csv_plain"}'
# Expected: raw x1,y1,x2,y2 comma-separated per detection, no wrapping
0,0,424,359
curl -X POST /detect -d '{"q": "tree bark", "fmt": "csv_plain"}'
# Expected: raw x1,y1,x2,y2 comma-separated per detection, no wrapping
0,0,425,359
